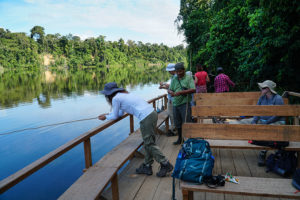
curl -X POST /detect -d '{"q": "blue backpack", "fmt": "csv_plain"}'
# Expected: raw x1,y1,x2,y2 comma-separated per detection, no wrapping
172,138,214,183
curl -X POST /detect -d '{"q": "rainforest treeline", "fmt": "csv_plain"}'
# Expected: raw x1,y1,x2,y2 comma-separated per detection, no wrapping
0,26,186,69
177,0,299,91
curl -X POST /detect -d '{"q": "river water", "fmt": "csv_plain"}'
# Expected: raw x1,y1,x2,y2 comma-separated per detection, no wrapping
0,66,169,199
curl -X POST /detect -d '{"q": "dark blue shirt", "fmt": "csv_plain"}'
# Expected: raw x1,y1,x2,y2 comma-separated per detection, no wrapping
252,94,285,124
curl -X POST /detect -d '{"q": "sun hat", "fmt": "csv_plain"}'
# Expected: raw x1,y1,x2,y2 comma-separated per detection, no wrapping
100,82,125,96
166,63,175,71
257,80,277,94
175,62,185,71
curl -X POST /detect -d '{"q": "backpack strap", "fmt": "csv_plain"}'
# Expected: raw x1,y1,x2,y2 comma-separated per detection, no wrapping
172,176,177,200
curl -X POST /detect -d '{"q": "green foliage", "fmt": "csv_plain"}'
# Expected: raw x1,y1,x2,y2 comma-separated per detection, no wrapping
0,28,41,68
177,0,300,91
0,27,187,71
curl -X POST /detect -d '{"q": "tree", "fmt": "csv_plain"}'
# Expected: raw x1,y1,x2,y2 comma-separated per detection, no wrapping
30,26,45,44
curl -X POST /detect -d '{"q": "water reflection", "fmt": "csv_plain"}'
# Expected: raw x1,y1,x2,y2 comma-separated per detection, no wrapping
0,65,169,108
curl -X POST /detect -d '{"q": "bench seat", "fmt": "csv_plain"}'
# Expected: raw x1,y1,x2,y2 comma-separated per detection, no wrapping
207,139,300,151
181,176,300,199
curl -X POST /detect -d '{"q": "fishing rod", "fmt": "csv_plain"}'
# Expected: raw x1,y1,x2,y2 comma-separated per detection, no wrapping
0,117,98,136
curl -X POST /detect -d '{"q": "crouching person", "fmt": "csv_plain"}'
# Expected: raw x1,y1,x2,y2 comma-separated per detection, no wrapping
98,82,173,177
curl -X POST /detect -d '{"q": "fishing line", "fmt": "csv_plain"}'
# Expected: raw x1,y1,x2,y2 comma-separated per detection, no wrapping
0,117,98,136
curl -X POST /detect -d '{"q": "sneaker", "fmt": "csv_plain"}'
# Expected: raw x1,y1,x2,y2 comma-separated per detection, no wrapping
156,161,174,177
173,138,183,145
166,130,176,137
173,140,181,145
258,150,267,167
136,163,153,175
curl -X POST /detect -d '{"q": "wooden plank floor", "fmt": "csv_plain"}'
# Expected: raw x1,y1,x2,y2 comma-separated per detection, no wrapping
101,131,293,200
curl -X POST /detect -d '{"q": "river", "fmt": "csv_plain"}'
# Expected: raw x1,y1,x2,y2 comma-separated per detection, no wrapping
0,66,169,199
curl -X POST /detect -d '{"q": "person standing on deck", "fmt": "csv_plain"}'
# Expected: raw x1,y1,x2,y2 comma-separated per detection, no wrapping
228,80,285,166
159,63,177,137
98,82,174,177
214,67,235,93
168,62,196,145
194,64,210,93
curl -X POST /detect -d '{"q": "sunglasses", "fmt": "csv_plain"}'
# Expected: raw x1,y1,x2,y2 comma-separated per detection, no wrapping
261,87,268,90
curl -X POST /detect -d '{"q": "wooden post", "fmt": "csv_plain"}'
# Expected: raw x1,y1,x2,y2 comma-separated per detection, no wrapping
83,138,92,170
153,101,156,110
165,116,169,133
182,189,193,200
130,115,134,134
164,95,168,110
294,116,299,125
111,174,119,200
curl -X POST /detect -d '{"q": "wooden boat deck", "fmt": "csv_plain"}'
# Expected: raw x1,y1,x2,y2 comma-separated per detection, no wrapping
101,131,288,200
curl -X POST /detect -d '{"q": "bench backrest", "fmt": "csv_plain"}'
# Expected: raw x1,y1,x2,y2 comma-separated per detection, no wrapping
194,92,261,101
192,105,300,116
183,123,300,142
195,92,288,105
184,105,300,142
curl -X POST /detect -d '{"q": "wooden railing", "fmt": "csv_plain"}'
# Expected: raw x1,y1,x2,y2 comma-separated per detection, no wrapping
0,94,168,194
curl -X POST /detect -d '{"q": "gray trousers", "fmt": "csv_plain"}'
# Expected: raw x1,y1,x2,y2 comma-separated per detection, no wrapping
229,118,286,125
173,103,192,129
140,111,167,165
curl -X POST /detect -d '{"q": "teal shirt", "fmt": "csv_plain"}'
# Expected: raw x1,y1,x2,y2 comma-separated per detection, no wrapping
170,75,195,106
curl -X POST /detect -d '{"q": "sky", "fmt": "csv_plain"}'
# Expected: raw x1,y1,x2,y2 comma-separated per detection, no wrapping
0,0,185,47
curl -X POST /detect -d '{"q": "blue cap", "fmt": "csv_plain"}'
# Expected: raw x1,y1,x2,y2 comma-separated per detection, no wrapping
166,63,175,71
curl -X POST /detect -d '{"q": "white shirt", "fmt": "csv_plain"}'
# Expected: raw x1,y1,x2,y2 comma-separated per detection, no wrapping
105,93,154,121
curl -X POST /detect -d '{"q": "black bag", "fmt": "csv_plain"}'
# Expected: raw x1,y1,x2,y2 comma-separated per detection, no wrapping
266,150,297,177
292,169,300,190
249,140,289,149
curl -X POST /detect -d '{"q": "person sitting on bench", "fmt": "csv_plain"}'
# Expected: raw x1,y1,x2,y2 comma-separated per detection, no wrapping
228,80,285,166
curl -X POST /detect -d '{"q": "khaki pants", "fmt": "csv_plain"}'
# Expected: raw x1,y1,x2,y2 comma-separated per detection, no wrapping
140,111,167,165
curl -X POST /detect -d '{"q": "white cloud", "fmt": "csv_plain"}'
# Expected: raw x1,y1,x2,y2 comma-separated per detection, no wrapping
0,0,185,46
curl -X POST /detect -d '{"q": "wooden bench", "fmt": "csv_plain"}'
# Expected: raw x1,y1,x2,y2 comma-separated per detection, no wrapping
194,92,289,122
180,104,300,200
59,110,169,200
181,176,300,200
194,91,262,105
191,105,300,151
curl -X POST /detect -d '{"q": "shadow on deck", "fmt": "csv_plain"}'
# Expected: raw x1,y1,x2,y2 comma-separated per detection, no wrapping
101,128,285,200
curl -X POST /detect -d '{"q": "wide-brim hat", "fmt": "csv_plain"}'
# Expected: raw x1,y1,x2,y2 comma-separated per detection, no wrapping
101,82,125,96
166,63,175,71
258,80,277,94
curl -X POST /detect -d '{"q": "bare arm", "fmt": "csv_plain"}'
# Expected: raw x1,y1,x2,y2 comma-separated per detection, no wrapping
170,89,196,97
206,75,210,82
194,76,198,85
